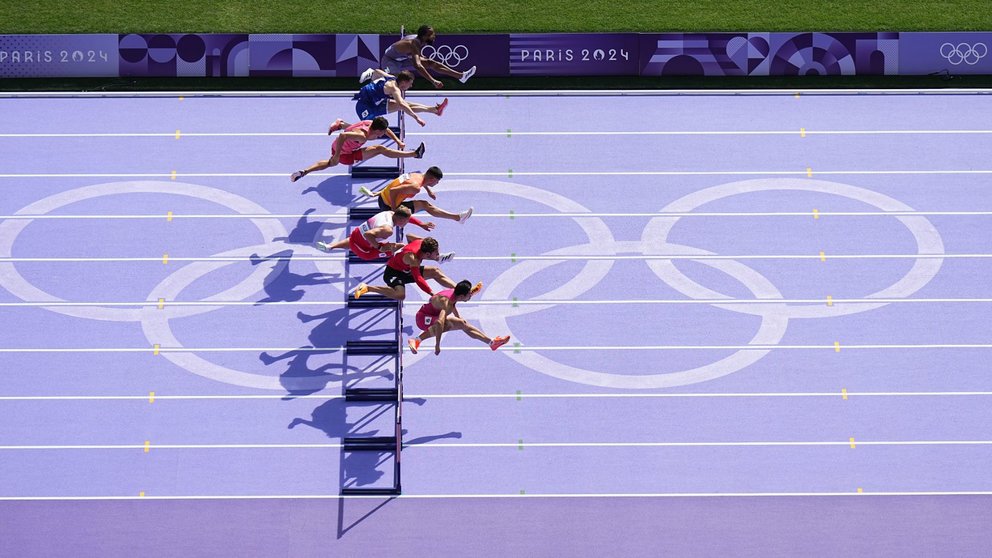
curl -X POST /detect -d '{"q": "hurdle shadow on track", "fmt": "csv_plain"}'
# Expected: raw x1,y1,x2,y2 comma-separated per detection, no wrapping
301,175,394,208
249,249,341,304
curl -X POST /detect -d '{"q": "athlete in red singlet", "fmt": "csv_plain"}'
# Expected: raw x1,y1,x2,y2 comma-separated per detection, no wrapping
408,280,510,355
353,237,455,300
314,206,424,260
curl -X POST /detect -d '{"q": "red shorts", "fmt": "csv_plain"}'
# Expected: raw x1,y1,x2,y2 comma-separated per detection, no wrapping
348,228,388,260
415,310,439,331
332,144,365,166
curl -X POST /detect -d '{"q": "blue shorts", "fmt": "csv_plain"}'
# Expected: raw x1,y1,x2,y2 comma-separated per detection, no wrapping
355,99,387,121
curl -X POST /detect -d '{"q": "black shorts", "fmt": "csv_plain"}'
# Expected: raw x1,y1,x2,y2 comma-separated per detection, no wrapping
378,196,417,214
383,265,426,288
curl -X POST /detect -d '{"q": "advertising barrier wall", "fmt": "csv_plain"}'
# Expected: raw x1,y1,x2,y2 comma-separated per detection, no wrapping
1,32,990,78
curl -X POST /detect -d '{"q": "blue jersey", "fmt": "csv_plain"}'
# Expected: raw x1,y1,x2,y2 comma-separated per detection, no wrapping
353,77,394,108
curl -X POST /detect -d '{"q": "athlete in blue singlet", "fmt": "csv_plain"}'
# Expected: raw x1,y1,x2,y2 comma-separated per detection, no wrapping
346,69,447,128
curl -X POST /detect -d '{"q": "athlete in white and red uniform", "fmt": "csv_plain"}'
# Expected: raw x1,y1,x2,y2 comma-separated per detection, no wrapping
289,116,425,182
408,280,510,355
314,206,427,260
353,237,455,301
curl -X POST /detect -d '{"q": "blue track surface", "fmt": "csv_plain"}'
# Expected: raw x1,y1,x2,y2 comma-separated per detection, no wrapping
1,91,991,556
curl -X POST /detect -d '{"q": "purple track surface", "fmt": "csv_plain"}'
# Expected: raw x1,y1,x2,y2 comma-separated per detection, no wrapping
1,91,991,556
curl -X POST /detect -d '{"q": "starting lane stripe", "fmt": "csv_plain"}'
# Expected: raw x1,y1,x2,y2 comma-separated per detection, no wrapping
0,253,984,263
5,391,992,401
3,490,992,501
4,440,992,450
0,343,990,354
1,297,991,308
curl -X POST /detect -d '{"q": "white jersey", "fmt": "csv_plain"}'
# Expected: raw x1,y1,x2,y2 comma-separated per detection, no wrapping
358,210,393,236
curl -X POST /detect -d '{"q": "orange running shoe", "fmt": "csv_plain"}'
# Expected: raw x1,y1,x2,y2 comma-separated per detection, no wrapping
436,98,449,116
470,282,483,295
408,338,421,354
353,283,368,299
489,335,510,351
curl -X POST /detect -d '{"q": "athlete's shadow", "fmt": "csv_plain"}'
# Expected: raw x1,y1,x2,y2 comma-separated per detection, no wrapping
301,175,357,207
273,208,346,246
249,249,340,304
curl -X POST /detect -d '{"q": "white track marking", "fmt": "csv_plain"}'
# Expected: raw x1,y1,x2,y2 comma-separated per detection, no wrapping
5,129,992,138
0,211,991,219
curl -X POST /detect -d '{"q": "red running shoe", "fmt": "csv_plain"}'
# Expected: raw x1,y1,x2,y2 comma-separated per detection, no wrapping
489,336,510,351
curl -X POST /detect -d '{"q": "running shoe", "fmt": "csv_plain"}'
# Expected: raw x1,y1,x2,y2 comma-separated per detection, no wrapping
408,338,421,354
470,281,483,295
459,66,477,84
414,142,426,159
436,98,449,116
315,241,331,252
290,170,305,182
359,68,374,83
327,118,346,135
489,335,510,351
358,185,376,197
458,207,473,224
438,252,455,264
353,283,369,299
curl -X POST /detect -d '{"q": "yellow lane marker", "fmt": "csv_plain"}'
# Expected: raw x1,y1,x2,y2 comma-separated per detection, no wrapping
842,388,848,400
162,253,169,265
153,344,160,356
157,298,165,309
857,487,863,494
170,170,177,180
800,127,806,138
166,211,174,222
849,437,856,449
149,391,156,403
806,167,813,178
819,251,826,262
178,96,184,101
826,295,833,306
795,92,801,99
813,208,819,219
139,491,146,497
144,440,151,453
834,341,841,353
175,130,181,140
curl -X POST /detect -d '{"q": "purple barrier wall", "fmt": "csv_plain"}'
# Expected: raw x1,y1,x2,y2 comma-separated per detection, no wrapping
2,32,991,78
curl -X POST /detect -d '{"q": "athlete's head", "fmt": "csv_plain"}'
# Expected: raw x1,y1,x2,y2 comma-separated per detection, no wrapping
392,205,412,226
417,25,436,44
395,70,415,91
367,116,390,139
418,237,439,259
422,166,443,186
453,280,473,300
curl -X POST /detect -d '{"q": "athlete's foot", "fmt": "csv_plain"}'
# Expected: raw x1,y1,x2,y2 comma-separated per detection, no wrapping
408,338,420,354
359,185,376,197
290,170,306,182
353,283,369,299
359,68,374,83
327,118,346,135
458,207,473,224
489,335,510,351
314,241,331,252
459,66,477,84
413,142,426,159
436,98,449,116
470,281,483,295
438,252,455,264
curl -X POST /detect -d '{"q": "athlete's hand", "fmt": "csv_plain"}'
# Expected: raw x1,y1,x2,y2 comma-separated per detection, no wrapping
434,343,441,355
432,79,444,89
397,141,406,150
419,221,436,231
427,190,437,200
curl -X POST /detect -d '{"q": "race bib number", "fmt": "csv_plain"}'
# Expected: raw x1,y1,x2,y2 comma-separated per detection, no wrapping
423,316,432,325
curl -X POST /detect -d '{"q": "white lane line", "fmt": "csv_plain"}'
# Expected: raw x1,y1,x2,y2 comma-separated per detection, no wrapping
3,440,992,451
0,253,987,263
0,344,989,354
4,169,992,179
4,391,992,402
2,298,991,309
5,129,992,138
2,211,991,219
3,491,991,501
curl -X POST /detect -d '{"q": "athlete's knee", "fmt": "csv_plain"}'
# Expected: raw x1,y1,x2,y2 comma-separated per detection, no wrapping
366,145,386,155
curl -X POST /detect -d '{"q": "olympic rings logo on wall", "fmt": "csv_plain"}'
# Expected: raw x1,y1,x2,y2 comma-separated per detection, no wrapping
939,42,989,65
421,44,470,67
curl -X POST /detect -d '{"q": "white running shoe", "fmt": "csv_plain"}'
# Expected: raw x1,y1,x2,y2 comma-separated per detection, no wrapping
458,207,473,224
359,186,376,197
438,252,455,264
359,68,374,83
459,66,477,84
315,241,331,252
290,170,305,182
